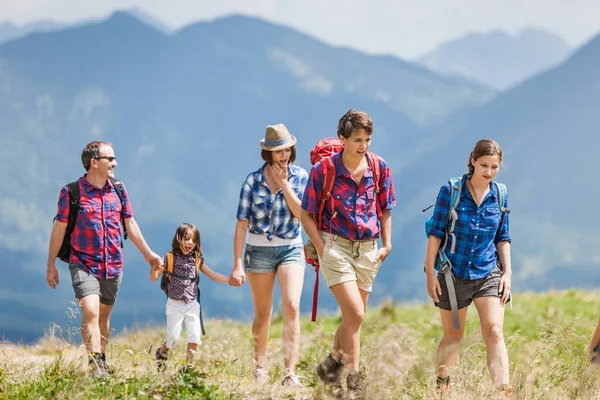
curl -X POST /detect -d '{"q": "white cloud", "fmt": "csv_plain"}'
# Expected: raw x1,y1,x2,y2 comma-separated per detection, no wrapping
1,0,599,59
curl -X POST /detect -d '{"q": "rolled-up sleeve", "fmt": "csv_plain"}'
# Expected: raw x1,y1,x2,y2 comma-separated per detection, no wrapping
55,186,70,223
427,184,451,239
378,161,396,211
301,162,323,213
236,176,253,220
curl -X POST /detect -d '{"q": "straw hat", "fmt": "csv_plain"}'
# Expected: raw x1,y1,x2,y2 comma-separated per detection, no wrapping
260,124,297,151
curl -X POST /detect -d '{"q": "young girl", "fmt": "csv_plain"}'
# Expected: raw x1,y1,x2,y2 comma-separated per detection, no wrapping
150,223,229,372
425,139,512,394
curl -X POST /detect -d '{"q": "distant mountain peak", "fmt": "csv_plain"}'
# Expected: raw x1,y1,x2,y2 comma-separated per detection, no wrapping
419,27,572,90
124,7,173,34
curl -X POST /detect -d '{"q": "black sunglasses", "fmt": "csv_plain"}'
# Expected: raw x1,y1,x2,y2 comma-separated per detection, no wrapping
95,156,117,162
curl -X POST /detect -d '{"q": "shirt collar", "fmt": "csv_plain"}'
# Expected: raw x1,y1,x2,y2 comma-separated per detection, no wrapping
81,174,114,193
333,151,374,178
256,163,297,184
460,174,498,200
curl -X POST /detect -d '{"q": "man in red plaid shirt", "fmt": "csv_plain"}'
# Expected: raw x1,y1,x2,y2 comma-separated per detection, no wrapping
46,141,162,379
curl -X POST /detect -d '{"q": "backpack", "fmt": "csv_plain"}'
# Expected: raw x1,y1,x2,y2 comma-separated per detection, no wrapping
305,137,384,321
160,250,206,335
56,178,128,264
423,177,509,329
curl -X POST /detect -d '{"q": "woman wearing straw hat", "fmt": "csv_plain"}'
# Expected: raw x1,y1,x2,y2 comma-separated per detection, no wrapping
229,124,308,386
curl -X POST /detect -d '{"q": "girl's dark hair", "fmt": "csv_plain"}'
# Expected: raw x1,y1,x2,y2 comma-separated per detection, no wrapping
261,145,296,164
171,223,202,257
468,139,503,178
336,109,373,139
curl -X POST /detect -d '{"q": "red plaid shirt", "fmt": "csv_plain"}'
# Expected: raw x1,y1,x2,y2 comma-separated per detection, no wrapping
301,152,396,240
55,176,133,279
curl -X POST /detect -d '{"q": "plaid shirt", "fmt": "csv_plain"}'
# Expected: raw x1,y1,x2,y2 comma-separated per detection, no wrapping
55,176,133,279
301,152,396,240
236,164,308,241
427,174,511,280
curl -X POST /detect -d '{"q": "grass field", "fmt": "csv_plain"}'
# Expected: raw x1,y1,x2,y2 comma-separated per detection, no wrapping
2,289,600,399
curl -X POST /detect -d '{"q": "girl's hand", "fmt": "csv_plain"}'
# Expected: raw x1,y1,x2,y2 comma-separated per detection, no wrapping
499,273,511,305
229,267,246,287
426,272,441,303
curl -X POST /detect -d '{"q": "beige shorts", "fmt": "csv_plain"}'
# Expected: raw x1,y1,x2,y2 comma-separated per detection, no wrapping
317,232,382,292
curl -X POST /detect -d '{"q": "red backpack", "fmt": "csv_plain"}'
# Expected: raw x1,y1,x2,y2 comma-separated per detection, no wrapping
305,137,384,321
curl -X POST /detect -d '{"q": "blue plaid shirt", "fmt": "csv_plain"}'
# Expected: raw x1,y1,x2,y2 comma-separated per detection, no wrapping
427,174,511,280
236,164,308,241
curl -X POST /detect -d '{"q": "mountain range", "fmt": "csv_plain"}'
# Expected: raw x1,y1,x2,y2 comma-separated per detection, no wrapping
1,11,598,343
419,28,573,90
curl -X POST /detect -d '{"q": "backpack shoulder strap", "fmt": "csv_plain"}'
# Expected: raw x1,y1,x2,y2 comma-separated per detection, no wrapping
494,182,510,215
316,156,336,229
448,177,462,212
109,177,129,240
66,181,80,229
367,152,383,220
443,177,463,255
166,251,174,279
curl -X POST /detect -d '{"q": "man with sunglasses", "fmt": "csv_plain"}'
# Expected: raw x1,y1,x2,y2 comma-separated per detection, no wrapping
46,141,162,379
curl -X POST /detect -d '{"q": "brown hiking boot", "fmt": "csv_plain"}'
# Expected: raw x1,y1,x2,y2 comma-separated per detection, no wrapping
316,354,344,398
346,370,367,400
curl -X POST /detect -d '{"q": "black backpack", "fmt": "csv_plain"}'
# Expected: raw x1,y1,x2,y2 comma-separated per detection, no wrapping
55,177,128,264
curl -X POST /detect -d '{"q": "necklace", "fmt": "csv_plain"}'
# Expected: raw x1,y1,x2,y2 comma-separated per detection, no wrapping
468,179,487,205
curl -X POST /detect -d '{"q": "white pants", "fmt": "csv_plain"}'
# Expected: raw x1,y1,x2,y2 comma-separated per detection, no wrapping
165,298,202,348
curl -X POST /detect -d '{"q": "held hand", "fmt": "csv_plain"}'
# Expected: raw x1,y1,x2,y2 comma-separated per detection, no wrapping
426,273,441,303
46,264,60,289
499,274,512,305
145,252,162,269
375,246,391,263
229,267,246,287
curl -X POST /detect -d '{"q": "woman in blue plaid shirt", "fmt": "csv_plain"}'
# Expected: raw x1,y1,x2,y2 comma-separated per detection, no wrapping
228,124,308,387
425,139,513,395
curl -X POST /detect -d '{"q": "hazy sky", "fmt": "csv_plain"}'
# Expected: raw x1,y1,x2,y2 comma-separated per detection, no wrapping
1,0,599,59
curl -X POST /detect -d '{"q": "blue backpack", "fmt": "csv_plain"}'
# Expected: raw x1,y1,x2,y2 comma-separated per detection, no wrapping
423,177,509,330
424,177,509,270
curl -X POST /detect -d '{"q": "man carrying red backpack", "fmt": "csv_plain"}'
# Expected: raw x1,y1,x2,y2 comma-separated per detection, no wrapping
300,109,396,399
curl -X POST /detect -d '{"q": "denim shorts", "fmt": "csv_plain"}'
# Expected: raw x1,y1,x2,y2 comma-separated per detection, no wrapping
244,243,305,273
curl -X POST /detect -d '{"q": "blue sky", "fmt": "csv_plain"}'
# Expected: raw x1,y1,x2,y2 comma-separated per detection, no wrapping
1,0,599,59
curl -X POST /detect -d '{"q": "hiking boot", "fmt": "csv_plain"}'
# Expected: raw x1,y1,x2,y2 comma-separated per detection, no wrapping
316,354,344,398
346,370,367,400
436,376,451,394
255,367,269,384
99,353,113,374
281,369,303,387
181,364,194,374
155,347,168,372
496,384,515,398
88,354,109,380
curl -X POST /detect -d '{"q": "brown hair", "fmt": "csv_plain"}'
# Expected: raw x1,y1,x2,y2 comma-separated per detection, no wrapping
337,109,373,139
171,223,203,257
81,141,113,171
468,139,503,178
261,145,297,164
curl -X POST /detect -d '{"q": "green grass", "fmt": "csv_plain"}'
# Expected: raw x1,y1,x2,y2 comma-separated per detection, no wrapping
2,290,600,399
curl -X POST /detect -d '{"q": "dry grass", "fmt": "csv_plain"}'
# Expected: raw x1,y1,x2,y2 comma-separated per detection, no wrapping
2,290,600,399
